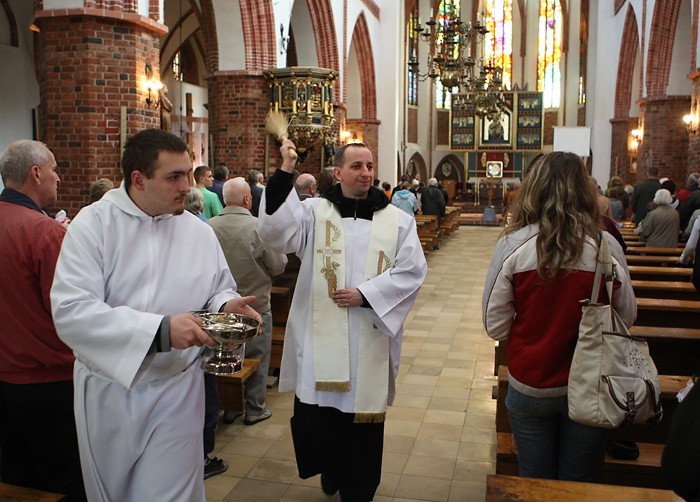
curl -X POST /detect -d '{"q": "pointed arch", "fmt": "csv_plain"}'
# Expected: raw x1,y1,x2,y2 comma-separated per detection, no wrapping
239,0,276,70
193,0,219,72
306,0,340,97
349,13,377,119
1,0,18,47
434,154,463,182
614,5,639,118
646,0,682,97
408,152,428,183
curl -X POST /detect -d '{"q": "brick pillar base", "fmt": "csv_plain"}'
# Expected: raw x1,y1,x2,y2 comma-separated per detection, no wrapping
609,117,639,185
207,72,269,175
638,96,691,182
36,10,165,216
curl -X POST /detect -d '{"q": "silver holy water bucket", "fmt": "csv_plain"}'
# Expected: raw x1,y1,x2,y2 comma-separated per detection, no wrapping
192,312,259,375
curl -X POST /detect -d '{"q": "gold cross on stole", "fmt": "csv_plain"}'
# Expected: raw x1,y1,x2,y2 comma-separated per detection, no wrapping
317,220,342,297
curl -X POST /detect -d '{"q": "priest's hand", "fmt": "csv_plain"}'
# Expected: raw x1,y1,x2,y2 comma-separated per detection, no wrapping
332,288,363,308
223,296,263,331
170,313,218,349
280,139,298,173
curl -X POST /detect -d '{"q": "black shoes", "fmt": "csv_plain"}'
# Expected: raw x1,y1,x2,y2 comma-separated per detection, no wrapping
204,455,228,479
321,472,339,496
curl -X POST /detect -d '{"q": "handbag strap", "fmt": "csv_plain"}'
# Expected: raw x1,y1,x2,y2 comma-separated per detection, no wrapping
590,232,615,304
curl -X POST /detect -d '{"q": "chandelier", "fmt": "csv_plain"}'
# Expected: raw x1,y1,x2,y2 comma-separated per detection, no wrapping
408,2,507,119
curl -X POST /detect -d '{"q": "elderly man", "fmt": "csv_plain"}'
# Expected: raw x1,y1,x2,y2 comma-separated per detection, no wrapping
208,178,287,425
295,173,317,200
51,129,261,501
421,177,446,219
258,140,427,501
0,140,86,500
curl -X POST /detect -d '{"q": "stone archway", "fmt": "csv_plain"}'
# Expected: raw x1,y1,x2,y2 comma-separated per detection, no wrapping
610,5,640,183
407,152,428,184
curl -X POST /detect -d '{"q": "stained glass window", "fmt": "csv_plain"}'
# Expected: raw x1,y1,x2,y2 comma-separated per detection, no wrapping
408,5,419,106
435,0,460,109
537,0,562,108
172,51,184,82
483,0,513,90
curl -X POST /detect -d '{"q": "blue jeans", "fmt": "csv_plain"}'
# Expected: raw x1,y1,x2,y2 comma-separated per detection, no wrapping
505,386,607,481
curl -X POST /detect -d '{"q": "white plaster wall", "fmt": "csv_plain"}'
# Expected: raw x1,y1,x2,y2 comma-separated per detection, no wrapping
346,39,362,119
587,0,621,186
213,0,245,71
0,0,39,162
667,0,692,95
565,0,581,126
42,0,82,9
290,0,319,67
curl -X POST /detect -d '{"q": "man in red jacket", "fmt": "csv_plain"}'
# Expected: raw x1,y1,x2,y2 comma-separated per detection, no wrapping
0,140,85,500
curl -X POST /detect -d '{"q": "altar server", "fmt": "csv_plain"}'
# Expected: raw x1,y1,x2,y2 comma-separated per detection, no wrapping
258,140,427,501
51,129,260,501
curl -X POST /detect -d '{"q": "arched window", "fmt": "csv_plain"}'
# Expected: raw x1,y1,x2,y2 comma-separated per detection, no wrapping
408,4,419,106
434,0,461,109
172,52,184,82
537,0,563,108
483,0,513,90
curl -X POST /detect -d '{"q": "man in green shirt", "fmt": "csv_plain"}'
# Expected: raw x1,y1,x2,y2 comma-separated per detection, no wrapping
194,165,223,219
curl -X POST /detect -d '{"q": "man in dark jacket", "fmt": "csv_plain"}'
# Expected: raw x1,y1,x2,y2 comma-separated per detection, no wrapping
630,166,661,222
421,177,446,219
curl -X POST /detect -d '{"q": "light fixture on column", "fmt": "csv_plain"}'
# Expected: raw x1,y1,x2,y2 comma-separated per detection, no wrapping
143,61,163,109
629,128,642,155
683,113,697,134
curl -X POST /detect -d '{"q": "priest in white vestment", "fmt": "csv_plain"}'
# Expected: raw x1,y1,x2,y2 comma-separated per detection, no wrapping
51,129,261,502
258,139,427,501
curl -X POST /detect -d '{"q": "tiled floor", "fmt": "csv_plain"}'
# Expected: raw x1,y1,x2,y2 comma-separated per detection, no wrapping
205,226,502,502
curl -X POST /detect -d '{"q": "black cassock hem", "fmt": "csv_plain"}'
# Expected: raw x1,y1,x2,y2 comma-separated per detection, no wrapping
290,395,384,502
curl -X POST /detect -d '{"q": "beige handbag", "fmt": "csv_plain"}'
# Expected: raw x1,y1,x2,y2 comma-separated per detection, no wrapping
568,233,662,429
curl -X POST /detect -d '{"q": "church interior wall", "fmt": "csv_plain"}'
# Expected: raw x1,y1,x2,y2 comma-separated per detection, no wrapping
212,0,245,70
0,0,39,158
1,0,699,207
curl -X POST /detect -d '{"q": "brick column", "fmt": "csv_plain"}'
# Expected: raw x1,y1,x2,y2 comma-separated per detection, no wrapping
35,9,166,216
207,71,269,174
637,96,691,183
345,119,380,169
688,74,700,171
609,117,639,184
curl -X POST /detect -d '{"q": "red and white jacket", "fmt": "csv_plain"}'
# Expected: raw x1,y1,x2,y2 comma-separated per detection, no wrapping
482,224,637,397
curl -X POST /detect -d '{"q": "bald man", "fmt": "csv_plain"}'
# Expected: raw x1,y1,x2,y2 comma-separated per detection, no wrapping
208,177,287,424
295,173,317,200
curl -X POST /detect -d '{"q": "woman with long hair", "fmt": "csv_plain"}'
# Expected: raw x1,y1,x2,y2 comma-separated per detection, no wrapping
482,152,636,480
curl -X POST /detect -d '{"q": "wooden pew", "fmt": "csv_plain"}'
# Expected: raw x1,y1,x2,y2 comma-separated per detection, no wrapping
416,214,439,250
632,280,700,300
628,266,692,281
635,297,700,329
216,358,261,415
626,247,683,256
485,474,682,501
625,255,682,267
626,241,684,248
0,484,66,501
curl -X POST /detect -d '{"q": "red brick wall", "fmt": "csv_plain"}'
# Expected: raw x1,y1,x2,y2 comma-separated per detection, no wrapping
688,75,700,171
35,12,164,217
609,117,638,184
646,0,682,98
350,13,377,120
207,72,269,173
638,96,691,182
614,6,639,118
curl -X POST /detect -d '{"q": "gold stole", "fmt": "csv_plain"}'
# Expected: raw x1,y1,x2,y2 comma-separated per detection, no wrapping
312,200,399,422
